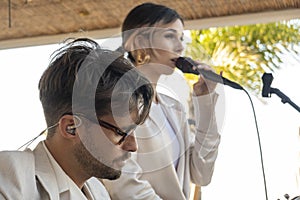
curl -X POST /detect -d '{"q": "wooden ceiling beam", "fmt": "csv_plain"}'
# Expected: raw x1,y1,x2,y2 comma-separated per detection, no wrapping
1,9,299,50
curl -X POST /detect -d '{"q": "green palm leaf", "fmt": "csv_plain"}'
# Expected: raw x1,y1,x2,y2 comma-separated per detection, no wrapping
185,19,300,96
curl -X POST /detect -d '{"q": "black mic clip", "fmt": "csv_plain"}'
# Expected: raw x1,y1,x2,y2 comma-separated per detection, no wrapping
261,72,300,113
262,73,274,97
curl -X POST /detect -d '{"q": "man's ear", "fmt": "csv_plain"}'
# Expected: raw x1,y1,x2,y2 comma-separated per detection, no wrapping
58,115,77,138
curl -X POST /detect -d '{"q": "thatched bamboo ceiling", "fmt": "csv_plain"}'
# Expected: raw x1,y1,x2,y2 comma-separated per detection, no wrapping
0,0,300,49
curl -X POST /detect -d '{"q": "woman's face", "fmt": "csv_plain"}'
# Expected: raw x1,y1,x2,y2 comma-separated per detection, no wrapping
148,19,184,69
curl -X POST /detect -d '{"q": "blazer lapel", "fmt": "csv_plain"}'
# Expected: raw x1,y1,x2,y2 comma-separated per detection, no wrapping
158,93,186,153
33,142,60,200
157,94,187,189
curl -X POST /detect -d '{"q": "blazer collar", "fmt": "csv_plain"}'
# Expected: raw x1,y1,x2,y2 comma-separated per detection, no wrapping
33,141,61,199
157,93,182,110
153,93,186,166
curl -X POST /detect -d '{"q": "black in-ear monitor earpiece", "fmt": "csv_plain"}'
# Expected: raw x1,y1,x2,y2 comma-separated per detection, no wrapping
66,125,76,135
66,115,83,135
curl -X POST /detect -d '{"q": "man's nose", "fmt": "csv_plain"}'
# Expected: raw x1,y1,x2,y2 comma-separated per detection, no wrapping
121,133,138,152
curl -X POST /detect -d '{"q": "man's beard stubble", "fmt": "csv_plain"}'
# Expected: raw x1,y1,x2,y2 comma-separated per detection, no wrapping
73,141,122,180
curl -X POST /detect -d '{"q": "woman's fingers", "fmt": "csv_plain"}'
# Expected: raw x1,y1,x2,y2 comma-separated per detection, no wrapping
192,62,217,96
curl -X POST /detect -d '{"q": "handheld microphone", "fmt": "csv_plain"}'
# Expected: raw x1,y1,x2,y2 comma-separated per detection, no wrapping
175,57,243,90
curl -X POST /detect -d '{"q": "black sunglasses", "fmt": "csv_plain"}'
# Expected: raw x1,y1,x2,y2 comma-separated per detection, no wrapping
97,119,132,145
74,113,136,145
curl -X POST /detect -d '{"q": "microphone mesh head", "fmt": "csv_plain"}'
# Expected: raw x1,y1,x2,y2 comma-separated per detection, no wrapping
175,57,200,75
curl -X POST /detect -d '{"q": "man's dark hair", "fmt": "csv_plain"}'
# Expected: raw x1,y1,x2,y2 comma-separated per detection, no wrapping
39,38,153,136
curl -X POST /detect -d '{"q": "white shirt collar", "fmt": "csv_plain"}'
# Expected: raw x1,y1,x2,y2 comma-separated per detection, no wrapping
42,141,92,200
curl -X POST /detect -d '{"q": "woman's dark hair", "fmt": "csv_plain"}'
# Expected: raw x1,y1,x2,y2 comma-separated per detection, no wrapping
121,3,183,62
122,3,183,33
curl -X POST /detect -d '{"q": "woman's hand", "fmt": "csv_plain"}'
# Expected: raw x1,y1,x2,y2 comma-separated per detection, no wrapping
192,62,217,96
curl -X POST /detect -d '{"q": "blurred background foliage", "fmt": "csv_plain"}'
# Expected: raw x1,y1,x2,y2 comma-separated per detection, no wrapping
184,19,300,96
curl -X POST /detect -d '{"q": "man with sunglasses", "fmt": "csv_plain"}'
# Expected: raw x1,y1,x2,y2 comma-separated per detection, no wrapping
0,38,153,199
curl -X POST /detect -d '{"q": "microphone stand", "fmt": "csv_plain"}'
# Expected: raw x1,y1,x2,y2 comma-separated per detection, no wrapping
269,87,300,113
262,73,300,113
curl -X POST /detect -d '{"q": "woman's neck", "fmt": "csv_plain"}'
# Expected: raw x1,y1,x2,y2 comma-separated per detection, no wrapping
137,63,161,85
136,63,162,104
152,88,159,104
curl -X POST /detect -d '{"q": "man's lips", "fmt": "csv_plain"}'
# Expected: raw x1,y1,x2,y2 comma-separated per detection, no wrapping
114,153,131,164
112,153,131,169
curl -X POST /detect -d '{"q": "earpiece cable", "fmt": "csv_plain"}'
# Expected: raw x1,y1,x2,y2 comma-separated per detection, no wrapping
17,122,58,151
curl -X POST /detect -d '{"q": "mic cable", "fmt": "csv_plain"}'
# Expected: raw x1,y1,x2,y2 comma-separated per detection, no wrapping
175,57,269,200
